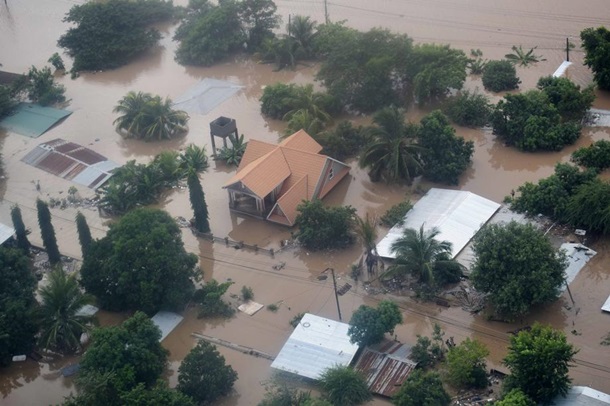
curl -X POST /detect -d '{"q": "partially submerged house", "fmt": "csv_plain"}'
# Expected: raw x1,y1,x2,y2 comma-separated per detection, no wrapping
223,130,350,226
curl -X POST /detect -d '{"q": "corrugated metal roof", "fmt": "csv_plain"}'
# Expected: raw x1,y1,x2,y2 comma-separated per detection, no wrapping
21,139,119,189
0,103,72,138
553,386,610,406
354,340,417,397
0,223,15,245
562,243,597,290
151,311,184,342
377,188,501,259
271,313,359,380
602,295,610,313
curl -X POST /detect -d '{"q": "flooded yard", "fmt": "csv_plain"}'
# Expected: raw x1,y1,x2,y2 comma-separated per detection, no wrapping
1,0,609,404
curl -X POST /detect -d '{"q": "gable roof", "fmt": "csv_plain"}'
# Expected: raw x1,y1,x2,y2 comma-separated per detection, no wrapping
279,129,323,153
225,147,291,198
237,139,277,170
269,175,308,226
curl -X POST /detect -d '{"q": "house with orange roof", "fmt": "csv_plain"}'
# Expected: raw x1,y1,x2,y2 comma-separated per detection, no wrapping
222,130,351,226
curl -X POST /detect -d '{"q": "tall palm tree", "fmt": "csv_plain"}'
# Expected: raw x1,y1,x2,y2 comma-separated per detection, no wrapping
288,15,317,58
180,145,210,233
387,225,453,284
113,91,189,141
359,107,424,184
38,268,96,354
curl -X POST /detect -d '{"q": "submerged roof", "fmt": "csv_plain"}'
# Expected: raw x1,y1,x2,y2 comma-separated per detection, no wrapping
354,340,417,398
21,138,119,189
377,188,501,259
0,103,72,138
271,313,359,380
172,78,243,115
553,386,610,406
0,223,15,245
562,243,597,290
151,311,184,342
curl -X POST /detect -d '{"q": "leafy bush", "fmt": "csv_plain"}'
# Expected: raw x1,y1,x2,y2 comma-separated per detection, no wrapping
294,200,356,251
571,140,610,170
566,179,610,234
537,76,594,122
58,0,174,72
348,301,402,347
393,370,450,406
193,279,235,318
315,121,368,160
266,303,278,312
289,312,305,328
319,366,371,406
15,66,66,106
581,27,610,91
446,338,489,389
482,60,520,92
241,285,254,301
444,90,492,127
381,200,413,227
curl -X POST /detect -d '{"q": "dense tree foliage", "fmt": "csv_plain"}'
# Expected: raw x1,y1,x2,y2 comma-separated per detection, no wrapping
294,199,356,251
359,107,423,184
10,205,30,252
0,247,38,366
417,110,474,184
446,338,489,389
319,366,371,405
18,66,66,106
495,389,535,406
388,225,462,287
503,324,578,404
491,90,581,151
80,209,198,314
118,381,195,406
257,381,315,406
392,370,451,406
581,26,610,90
37,199,61,265
239,0,281,50
482,60,520,92
511,163,597,221
74,312,169,405
315,121,368,161
571,139,610,171
113,91,189,141
444,90,492,127
193,279,235,318
75,211,92,258
471,222,567,320
37,268,95,354
174,1,245,66
380,200,413,227
565,178,610,234
58,0,175,72
0,85,17,119
177,341,237,404
180,144,211,233
348,300,402,346
409,323,447,368
536,76,594,122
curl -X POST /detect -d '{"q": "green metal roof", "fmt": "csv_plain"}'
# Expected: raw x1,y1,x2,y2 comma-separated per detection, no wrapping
0,103,72,138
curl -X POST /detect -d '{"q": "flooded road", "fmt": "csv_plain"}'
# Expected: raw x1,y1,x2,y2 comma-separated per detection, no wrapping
1,0,610,404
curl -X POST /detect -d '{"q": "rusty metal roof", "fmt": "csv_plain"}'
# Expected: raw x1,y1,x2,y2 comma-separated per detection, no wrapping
354,340,417,398
21,139,119,189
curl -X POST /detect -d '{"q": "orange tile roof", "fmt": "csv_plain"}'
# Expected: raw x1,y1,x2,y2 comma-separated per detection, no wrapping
237,139,277,170
279,148,327,199
225,148,290,197
279,129,323,154
272,175,308,226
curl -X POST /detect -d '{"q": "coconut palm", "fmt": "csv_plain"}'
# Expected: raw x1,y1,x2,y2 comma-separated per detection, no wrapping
180,144,210,233
113,91,189,141
387,224,454,284
284,110,325,137
282,84,331,124
38,268,95,354
355,213,378,254
288,15,317,58
505,45,546,67
359,106,424,184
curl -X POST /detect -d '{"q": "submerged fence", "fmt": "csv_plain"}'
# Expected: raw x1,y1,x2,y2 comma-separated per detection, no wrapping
191,228,280,257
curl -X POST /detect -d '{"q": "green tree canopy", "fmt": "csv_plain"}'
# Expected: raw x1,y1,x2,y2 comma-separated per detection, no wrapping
503,324,578,404
571,139,610,171
239,0,280,50
417,110,474,185
348,300,403,346
536,76,594,122
294,199,356,251
14,66,66,106
471,221,567,320
38,268,95,354
80,208,198,314
75,211,93,258
581,26,610,90
482,60,520,92
193,279,235,318
392,370,450,406
446,338,489,389
318,366,371,405
444,90,492,128
174,1,245,66
37,199,61,265
566,178,610,234
74,312,169,405
119,381,195,406
491,90,581,151
58,0,174,72
10,204,30,252
0,247,38,366
177,341,238,404
495,389,535,406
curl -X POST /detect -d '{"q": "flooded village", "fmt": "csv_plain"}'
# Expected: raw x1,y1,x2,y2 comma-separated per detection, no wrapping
1,0,610,405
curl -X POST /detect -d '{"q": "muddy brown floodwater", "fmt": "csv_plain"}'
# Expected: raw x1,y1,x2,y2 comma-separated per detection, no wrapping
1,0,610,404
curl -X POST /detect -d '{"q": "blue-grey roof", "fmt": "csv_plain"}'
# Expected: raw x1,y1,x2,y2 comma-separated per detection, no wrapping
0,103,72,138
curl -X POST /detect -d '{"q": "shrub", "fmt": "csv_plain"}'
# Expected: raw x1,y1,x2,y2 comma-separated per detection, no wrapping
482,60,520,92
241,285,254,301
294,200,356,251
571,140,610,171
380,200,413,227
445,90,492,127
316,121,368,160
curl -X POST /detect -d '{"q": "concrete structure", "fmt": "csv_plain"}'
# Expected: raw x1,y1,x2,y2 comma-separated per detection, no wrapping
223,130,350,226
271,313,359,380
354,340,416,398
377,188,500,259
553,386,610,406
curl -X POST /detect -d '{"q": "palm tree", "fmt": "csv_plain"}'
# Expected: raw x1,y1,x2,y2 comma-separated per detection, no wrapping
180,145,210,233
355,213,378,254
38,268,95,354
288,15,317,58
505,45,546,67
284,110,325,137
387,224,453,284
113,91,189,141
282,84,331,124
359,107,424,184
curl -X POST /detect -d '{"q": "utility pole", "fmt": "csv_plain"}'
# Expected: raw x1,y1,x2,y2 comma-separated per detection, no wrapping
566,37,570,62
324,0,329,24
324,267,342,321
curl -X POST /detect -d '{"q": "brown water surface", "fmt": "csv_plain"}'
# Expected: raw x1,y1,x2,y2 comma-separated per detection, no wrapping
1,0,610,404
